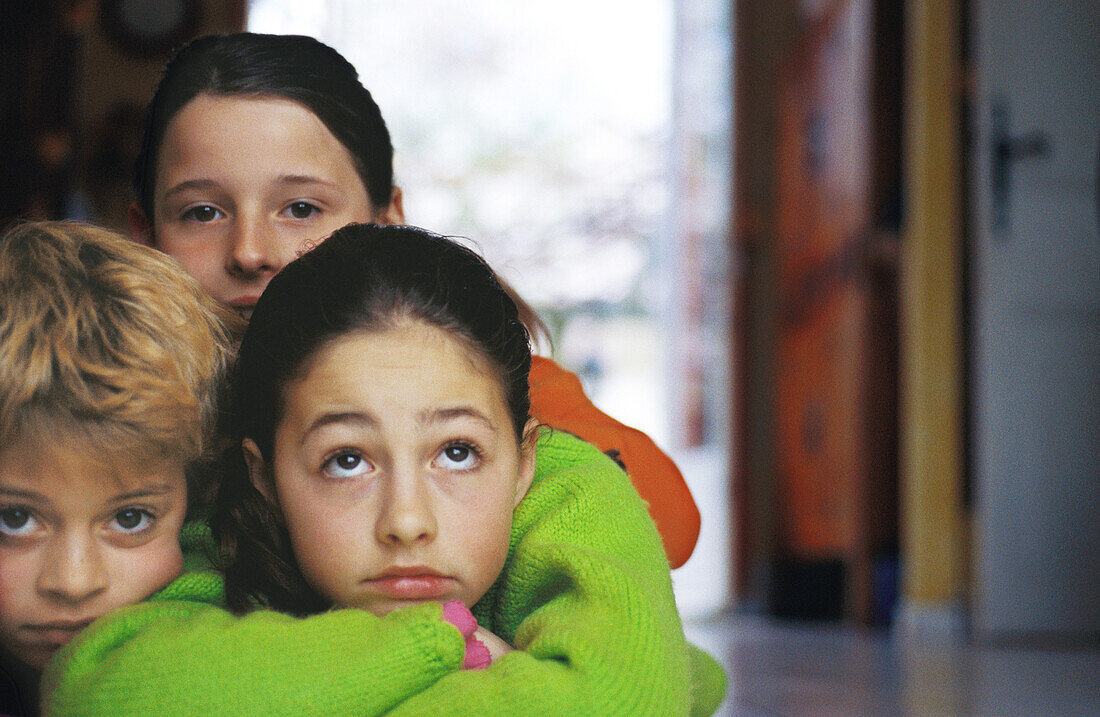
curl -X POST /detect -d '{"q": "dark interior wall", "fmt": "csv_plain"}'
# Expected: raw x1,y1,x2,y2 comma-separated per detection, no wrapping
1,2,78,223
0,0,245,231
732,0,802,609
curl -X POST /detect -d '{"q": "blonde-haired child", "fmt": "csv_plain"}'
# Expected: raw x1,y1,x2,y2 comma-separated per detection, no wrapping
0,221,236,715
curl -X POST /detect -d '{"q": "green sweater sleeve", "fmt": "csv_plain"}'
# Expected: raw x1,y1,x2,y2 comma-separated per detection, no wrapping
388,429,726,716
43,598,466,716
41,432,724,715
40,559,466,715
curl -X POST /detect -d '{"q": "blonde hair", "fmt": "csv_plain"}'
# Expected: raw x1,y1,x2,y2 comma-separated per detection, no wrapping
0,221,238,466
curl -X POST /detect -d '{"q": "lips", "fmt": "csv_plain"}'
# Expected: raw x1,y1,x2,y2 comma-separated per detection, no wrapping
228,296,260,320
23,618,95,646
364,567,455,600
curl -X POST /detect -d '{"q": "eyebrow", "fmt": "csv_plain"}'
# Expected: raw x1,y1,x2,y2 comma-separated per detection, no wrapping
108,484,179,503
161,178,221,201
301,406,498,443
0,486,47,502
421,407,497,432
275,174,341,191
304,411,377,439
0,483,177,503
161,174,340,202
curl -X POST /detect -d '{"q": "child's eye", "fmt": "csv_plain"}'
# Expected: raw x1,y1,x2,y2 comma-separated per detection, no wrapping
0,507,39,537
181,205,223,223
110,508,154,534
322,451,371,480
435,442,480,471
284,201,320,220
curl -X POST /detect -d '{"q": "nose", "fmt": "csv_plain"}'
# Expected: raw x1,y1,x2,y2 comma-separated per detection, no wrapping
226,215,281,278
376,466,437,547
37,532,109,604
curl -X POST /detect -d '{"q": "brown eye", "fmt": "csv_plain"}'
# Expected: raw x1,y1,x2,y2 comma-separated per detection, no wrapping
322,451,370,479
0,508,30,531
113,509,152,533
288,201,319,219
0,507,38,537
444,445,470,462
437,442,480,471
182,205,221,222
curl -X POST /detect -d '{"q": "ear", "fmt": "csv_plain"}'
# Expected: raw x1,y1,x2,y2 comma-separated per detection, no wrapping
512,418,540,508
128,202,154,247
376,186,405,225
242,438,276,505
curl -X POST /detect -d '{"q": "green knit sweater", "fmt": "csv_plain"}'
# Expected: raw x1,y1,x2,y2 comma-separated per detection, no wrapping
41,430,726,715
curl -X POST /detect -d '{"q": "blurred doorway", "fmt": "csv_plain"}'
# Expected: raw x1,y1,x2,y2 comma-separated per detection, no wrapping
970,0,1100,638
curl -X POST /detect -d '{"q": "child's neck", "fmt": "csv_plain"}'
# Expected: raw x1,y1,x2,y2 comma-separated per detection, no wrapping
0,648,38,717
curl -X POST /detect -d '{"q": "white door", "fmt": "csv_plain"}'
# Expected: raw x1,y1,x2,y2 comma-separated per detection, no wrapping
971,1,1100,636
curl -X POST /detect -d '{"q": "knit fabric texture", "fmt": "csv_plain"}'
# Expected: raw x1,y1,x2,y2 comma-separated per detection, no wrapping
41,430,725,715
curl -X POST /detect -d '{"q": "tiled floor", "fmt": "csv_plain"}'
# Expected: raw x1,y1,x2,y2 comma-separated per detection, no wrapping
683,613,1100,716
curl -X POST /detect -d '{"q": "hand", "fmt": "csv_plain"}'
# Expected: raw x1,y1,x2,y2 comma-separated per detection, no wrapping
473,626,512,662
441,601,492,669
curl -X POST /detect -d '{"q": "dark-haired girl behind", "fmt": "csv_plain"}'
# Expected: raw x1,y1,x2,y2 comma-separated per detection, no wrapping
127,31,700,568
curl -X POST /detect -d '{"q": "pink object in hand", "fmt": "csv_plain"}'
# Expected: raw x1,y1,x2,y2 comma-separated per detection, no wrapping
441,600,477,638
462,636,491,670
441,600,491,669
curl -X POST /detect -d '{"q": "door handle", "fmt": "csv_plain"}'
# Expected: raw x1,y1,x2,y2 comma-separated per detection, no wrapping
991,96,1052,234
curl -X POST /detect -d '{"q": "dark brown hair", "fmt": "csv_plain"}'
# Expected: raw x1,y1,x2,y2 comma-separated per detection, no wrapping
213,223,532,614
135,32,395,220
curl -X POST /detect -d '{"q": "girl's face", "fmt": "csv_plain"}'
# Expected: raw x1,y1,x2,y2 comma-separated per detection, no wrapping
135,94,404,321
0,436,187,670
244,320,537,616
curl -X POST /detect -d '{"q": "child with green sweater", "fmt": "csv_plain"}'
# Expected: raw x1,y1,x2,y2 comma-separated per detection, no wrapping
42,224,725,715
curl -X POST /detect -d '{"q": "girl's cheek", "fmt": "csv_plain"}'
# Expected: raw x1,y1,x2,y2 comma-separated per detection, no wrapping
0,554,32,607
113,534,184,600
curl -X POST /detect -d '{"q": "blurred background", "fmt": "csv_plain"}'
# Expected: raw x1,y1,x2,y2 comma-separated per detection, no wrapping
2,0,1097,653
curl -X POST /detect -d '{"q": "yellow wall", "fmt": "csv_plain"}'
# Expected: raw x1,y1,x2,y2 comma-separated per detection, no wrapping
899,0,967,616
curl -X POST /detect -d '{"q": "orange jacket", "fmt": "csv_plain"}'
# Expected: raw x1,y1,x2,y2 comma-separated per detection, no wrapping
528,356,701,568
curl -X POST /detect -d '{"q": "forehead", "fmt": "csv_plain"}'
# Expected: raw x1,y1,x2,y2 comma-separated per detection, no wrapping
288,322,509,418
156,93,367,194
0,430,186,497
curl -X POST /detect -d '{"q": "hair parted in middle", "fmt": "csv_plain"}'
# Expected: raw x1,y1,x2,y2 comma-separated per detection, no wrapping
134,32,396,220
213,223,533,614
0,220,239,471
